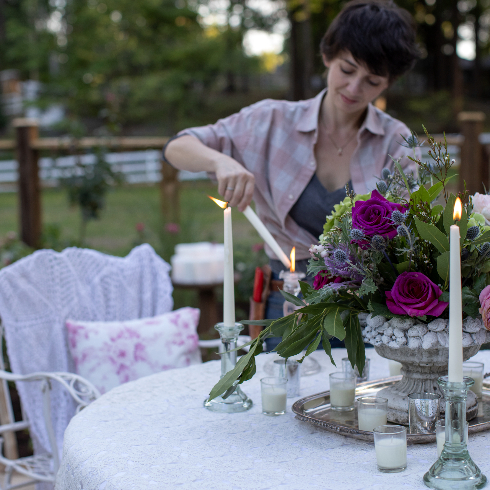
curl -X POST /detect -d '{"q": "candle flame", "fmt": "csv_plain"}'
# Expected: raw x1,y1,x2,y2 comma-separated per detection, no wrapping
453,198,462,221
208,195,228,209
290,247,295,273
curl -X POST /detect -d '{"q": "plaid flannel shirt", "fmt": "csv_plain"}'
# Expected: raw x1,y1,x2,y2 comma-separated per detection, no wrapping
176,89,419,261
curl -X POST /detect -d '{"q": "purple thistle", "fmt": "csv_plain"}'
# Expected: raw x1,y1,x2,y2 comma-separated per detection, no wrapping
323,244,363,282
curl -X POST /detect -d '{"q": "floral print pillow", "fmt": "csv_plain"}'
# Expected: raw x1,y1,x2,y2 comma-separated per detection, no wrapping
66,307,201,394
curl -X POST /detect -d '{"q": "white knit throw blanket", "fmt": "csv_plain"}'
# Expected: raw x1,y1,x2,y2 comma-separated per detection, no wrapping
0,244,173,486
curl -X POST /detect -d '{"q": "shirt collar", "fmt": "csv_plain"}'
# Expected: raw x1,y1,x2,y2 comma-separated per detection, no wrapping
296,88,385,137
296,89,327,133
360,103,385,136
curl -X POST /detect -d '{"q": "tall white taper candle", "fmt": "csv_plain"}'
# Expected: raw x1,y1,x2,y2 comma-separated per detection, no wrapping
223,206,235,326
242,206,291,269
448,198,463,383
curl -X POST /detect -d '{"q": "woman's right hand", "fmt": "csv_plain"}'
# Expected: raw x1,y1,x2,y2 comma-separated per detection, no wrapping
214,157,255,212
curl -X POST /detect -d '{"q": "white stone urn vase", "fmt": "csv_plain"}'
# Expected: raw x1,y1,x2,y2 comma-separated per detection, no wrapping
360,313,489,425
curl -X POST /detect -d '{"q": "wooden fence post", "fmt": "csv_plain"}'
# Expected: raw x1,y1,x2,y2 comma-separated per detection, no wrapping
458,112,487,194
160,160,180,224
13,118,42,248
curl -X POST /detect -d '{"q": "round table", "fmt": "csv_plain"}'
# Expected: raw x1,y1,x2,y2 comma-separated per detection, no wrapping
55,349,490,490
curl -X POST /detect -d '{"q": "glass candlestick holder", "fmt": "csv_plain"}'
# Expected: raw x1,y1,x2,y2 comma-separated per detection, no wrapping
275,269,321,377
204,322,253,413
423,376,487,489
279,270,306,316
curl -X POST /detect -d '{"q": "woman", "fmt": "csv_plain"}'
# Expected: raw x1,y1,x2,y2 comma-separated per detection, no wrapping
164,0,421,345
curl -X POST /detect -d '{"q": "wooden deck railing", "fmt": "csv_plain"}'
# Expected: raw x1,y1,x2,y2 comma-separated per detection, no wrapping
0,113,488,248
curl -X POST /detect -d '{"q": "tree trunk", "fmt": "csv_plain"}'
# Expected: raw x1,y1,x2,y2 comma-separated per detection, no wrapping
288,0,314,101
450,3,464,116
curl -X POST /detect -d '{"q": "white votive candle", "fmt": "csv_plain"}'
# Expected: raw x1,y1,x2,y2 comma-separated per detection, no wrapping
330,386,355,407
262,388,287,412
463,362,484,398
359,408,388,432
373,425,407,473
375,437,407,469
261,377,287,415
389,360,403,376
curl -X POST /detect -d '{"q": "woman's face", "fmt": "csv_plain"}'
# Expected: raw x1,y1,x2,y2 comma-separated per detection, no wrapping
323,51,389,114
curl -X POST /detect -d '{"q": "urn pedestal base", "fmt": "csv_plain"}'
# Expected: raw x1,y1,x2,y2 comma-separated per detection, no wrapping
374,344,481,425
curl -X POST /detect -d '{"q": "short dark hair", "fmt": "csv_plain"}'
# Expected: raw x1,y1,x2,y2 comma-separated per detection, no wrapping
320,0,420,82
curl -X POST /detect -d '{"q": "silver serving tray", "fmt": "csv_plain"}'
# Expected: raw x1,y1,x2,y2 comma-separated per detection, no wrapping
292,376,490,444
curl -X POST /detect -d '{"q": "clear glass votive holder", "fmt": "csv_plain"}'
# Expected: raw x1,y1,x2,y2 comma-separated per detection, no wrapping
342,357,370,382
373,425,407,473
357,396,388,432
436,419,469,457
329,372,357,411
260,377,287,416
273,359,300,398
463,361,485,399
408,392,441,434
388,360,402,376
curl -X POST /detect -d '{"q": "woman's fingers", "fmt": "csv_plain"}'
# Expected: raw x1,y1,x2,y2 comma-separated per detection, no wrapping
215,160,254,209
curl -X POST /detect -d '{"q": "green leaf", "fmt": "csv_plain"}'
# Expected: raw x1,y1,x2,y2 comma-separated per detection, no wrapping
431,204,444,217
437,251,450,285
457,206,468,244
471,230,490,246
208,345,257,400
240,319,276,326
324,307,346,340
393,159,411,194
276,329,319,358
279,290,306,307
463,303,481,318
300,333,322,361
368,300,396,318
414,216,449,253
410,185,431,204
299,281,314,298
321,329,335,366
473,274,488,294
355,325,366,378
343,312,358,369
269,315,296,338
443,194,457,235
395,261,410,274
239,356,256,383
358,277,378,296
427,181,444,202
440,291,449,302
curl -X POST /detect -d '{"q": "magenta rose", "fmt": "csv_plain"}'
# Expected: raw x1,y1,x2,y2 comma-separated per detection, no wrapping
313,271,343,290
386,271,448,317
479,285,490,331
352,190,407,239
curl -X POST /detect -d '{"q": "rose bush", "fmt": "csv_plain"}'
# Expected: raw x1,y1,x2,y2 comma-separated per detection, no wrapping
385,271,448,317
479,285,490,331
351,190,406,239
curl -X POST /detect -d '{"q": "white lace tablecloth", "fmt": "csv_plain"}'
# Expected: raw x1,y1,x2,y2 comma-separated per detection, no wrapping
55,348,490,490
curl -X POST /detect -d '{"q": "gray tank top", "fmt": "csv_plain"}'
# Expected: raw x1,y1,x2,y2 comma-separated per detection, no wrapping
289,174,350,240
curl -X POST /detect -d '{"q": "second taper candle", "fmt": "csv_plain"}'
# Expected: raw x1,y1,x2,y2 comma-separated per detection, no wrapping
448,197,463,383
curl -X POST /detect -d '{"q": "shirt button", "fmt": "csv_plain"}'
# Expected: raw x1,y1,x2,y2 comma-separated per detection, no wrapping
288,194,294,200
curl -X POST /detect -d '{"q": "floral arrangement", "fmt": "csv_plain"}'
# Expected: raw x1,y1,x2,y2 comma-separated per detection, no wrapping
209,130,490,401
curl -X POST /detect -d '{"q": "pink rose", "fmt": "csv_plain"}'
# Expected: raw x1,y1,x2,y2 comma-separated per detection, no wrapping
479,285,490,331
313,271,343,290
386,271,448,317
472,193,490,221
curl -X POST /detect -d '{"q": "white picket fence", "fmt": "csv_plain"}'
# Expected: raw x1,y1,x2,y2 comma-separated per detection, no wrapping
0,150,208,192
0,135,488,193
